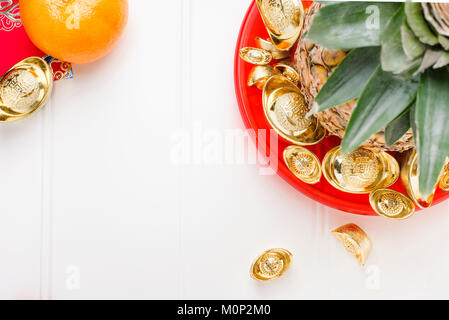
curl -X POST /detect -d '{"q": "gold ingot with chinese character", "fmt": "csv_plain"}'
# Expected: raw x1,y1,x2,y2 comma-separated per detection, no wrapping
400,149,435,208
369,189,415,220
0,57,53,122
274,60,300,85
332,223,372,266
255,37,290,60
247,65,280,90
239,47,273,65
322,146,400,194
250,248,292,281
283,145,321,184
262,75,326,145
439,163,449,191
255,0,304,51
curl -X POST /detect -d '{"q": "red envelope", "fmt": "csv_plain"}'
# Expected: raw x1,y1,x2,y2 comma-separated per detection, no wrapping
0,0,72,80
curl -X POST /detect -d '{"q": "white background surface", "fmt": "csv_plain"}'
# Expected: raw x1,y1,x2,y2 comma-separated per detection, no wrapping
1,0,449,299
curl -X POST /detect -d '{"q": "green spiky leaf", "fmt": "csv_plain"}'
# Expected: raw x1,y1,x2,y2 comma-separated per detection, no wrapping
306,2,402,50
416,49,445,74
401,23,425,59
315,1,340,5
405,2,438,46
438,35,449,51
381,6,420,75
434,52,449,69
385,108,412,147
410,102,417,139
415,67,449,198
313,47,380,113
341,67,419,153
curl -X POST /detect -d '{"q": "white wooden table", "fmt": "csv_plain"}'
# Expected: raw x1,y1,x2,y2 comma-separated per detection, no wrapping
1,0,449,299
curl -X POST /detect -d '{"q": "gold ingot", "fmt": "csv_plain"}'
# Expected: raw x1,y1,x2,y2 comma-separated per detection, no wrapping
369,189,415,220
283,145,321,184
400,149,435,208
256,0,304,51
250,248,292,281
439,163,449,191
332,223,372,266
0,57,53,122
262,75,326,145
322,146,400,194
239,47,272,65
255,37,290,60
274,60,300,85
247,65,280,90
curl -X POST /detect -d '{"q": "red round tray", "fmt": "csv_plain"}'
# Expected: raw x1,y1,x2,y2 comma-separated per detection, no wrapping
234,0,449,215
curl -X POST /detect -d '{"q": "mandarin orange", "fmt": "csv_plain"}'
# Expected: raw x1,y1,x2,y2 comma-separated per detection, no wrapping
19,0,128,64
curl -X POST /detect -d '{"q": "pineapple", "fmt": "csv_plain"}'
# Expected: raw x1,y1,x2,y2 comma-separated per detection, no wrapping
293,2,414,152
291,1,449,198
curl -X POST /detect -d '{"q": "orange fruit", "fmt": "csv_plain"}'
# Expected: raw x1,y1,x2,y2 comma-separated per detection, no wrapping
19,0,128,64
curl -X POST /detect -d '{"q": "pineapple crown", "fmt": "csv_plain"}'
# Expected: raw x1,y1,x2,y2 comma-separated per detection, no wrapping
307,2,449,74
304,1,449,198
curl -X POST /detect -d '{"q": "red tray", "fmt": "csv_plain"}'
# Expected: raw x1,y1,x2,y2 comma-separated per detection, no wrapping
234,0,449,216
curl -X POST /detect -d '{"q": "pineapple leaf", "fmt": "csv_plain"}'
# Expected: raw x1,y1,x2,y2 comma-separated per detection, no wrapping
415,68,449,198
401,22,425,59
381,6,421,75
434,52,449,69
385,107,412,147
438,35,449,51
315,1,340,5
306,2,402,50
415,49,445,74
341,67,419,153
410,102,417,141
405,2,439,46
313,47,380,113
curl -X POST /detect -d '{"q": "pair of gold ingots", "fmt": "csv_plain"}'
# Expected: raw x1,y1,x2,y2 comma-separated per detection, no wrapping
0,57,53,122
240,39,449,219
251,223,372,281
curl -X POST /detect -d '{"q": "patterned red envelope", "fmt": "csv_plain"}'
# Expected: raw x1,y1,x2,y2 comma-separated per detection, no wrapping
0,0,73,80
